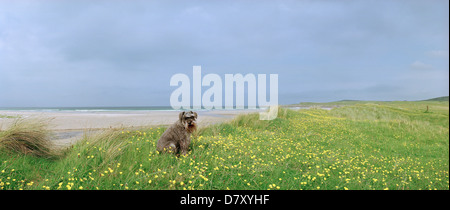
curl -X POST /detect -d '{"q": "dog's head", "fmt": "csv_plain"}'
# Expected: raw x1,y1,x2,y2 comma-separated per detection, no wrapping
179,111,198,133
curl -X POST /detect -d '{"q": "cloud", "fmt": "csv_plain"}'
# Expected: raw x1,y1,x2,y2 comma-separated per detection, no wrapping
426,50,449,58
0,0,448,107
410,61,433,70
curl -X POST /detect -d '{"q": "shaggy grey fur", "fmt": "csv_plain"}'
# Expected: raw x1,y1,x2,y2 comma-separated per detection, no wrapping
156,111,197,156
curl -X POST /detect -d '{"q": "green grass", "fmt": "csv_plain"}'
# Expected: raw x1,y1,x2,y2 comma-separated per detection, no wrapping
291,96,448,108
0,101,448,190
0,114,16,119
422,96,449,102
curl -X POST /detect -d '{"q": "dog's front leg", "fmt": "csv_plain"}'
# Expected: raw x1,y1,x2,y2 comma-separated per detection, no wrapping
179,137,190,156
180,145,188,156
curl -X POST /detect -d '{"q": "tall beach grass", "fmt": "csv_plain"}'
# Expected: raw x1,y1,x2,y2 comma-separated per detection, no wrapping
0,118,58,158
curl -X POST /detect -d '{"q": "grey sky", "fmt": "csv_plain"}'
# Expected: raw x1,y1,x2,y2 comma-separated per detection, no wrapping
0,0,448,107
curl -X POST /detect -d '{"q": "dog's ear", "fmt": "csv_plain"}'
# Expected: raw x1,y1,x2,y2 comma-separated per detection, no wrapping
193,112,198,119
179,111,185,121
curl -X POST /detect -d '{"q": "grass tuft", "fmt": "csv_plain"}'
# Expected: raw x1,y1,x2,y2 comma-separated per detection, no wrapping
0,118,58,158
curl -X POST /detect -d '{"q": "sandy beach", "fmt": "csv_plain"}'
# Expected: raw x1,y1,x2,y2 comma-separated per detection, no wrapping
0,109,264,146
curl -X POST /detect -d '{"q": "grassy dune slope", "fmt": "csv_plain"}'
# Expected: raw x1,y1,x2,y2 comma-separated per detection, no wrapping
0,102,448,190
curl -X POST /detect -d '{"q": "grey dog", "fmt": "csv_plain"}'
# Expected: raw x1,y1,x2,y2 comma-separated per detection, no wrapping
156,111,198,156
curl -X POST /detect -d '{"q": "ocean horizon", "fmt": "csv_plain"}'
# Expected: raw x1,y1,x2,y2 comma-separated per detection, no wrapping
0,106,268,112
0,106,174,112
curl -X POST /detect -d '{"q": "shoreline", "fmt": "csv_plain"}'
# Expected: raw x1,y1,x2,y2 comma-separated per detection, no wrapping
0,109,265,147
0,106,335,147
0,109,265,129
